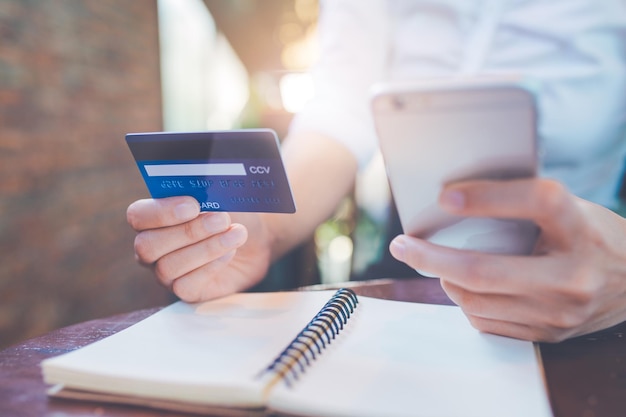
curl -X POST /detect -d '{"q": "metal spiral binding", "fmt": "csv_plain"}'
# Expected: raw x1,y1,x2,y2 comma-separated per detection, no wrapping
260,288,359,387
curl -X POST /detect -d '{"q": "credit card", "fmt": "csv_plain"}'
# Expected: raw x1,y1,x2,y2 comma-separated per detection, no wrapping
126,129,296,213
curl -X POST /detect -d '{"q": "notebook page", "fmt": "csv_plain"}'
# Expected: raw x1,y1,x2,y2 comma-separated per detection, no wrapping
268,296,552,417
42,290,337,408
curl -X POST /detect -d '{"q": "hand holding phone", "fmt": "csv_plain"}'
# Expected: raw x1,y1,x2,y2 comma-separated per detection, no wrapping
371,79,539,261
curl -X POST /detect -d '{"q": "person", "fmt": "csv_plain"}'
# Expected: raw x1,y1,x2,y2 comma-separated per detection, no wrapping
127,0,626,342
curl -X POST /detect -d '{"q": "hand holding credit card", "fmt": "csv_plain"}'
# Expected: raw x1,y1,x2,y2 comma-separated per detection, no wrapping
126,129,296,213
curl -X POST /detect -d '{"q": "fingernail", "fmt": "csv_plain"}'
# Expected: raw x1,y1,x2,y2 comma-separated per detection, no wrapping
440,190,465,211
174,201,198,220
203,212,230,233
220,225,247,248
389,236,406,262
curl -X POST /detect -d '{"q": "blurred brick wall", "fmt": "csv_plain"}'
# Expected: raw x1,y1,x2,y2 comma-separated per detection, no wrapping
0,0,172,349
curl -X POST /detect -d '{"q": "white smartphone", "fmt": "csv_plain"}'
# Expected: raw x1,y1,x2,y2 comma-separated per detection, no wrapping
371,79,540,266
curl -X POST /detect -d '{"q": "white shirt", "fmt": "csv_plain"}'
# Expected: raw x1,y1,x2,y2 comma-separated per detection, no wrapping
290,0,626,208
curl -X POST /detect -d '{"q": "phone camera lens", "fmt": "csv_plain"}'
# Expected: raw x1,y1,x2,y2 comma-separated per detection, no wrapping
391,96,405,110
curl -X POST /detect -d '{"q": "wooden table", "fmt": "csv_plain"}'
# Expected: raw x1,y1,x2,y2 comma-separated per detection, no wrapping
1,278,625,417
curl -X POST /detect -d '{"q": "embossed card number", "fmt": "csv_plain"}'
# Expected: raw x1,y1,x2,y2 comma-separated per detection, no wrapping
126,130,296,213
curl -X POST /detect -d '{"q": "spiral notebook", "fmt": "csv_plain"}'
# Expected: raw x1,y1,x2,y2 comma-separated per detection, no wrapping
41,289,552,417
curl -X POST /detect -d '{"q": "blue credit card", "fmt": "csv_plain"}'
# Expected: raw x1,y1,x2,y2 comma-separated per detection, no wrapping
126,129,296,213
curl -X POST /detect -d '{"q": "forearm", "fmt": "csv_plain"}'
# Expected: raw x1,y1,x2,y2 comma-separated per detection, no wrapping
261,131,358,261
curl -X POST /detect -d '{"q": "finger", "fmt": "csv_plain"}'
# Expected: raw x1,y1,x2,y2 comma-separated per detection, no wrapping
134,211,231,264
390,235,554,295
440,275,620,342
469,307,597,342
440,279,556,328
464,308,587,342
171,250,239,302
439,179,582,247
153,224,248,288
127,196,200,231
440,278,564,341
464,315,558,342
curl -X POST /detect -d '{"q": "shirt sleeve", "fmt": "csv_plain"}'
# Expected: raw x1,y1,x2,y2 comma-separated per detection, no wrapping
288,0,390,168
